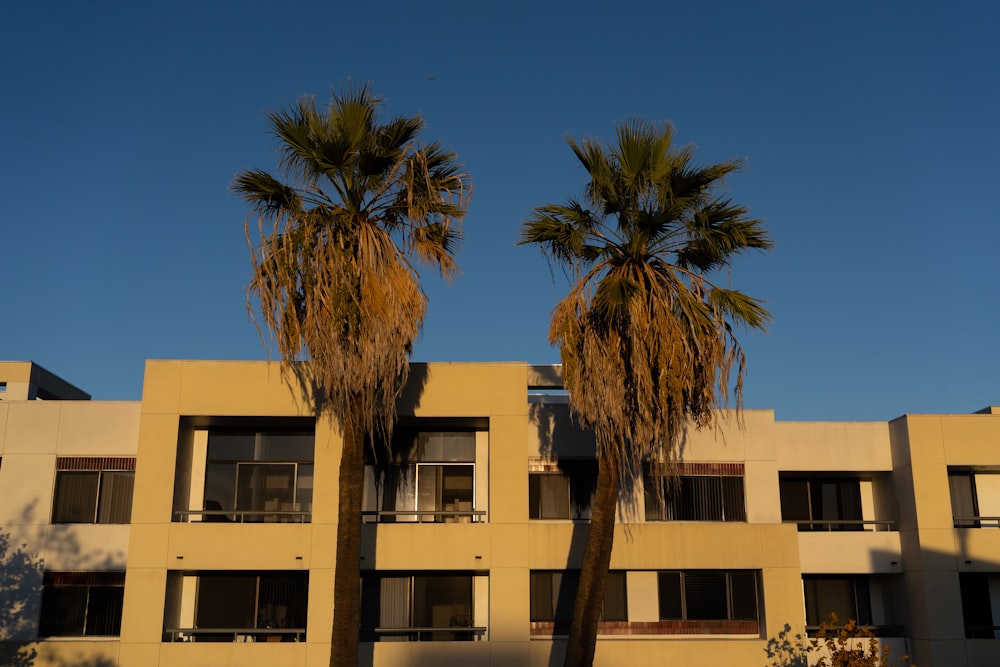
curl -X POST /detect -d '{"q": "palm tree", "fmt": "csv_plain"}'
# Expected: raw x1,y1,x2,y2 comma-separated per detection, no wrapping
233,85,470,667
520,119,771,667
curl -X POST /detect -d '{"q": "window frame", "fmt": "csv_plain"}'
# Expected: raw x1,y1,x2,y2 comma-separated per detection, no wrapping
51,467,135,524
364,429,482,523
361,571,484,642
202,429,315,523
528,462,597,521
38,571,125,637
657,570,759,623
643,474,746,522
778,476,865,531
802,574,873,630
529,570,627,624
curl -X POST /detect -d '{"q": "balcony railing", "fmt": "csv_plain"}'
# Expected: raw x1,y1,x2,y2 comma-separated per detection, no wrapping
965,625,1000,639
788,519,896,532
369,626,487,641
165,627,306,642
953,515,1000,528
173,510,311,523
361,509,487,523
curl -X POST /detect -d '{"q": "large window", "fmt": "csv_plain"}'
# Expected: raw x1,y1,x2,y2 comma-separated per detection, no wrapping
530,570,627,624
38,571,124,637
364,430,481,523
779,476,864,531
657,570,758,622
166,571,308,642
803,575,872,629
202,430,314,523
960,573,1000,639
361,572,484,641
528,462,596,520
949,469,1000,528
644,474,745,522
51,458,135,524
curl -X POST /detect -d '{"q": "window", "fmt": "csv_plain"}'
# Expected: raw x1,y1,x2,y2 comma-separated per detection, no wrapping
779,476,863,531
51,458,135,524
803,575,872,630
657,570,758,622
364,430,481,523
950,469,1000,528
361,573,485,641
203,430,314,523
530,570,627,624
644,475,745,521
166,571,308,642
960,573,1000,639
528,462,596,520
38,572,124,637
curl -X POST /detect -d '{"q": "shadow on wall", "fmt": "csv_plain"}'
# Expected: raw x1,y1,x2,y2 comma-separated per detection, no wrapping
1,645,119,667
0,528,43,667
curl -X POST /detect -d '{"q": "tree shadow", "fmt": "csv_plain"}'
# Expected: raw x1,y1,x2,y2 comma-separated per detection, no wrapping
0,529,43,667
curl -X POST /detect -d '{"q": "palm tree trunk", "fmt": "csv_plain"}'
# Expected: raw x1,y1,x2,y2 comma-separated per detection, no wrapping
330,397,365,667
564,457,619,667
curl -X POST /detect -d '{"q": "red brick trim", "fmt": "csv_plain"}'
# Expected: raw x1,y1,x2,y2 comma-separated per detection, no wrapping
530,619,758,636
648,462,744,476
55,457,135,471
528,459,597,473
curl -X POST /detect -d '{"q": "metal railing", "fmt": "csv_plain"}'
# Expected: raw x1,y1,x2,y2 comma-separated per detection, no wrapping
965,625,1000,639
370,626,487,641
173,510,311,523
788,519,896,532
165,627,306,642
953,516,1000,528
361,510,487,523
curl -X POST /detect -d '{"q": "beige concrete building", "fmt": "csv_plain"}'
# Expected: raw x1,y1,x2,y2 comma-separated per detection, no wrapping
1,359,999,666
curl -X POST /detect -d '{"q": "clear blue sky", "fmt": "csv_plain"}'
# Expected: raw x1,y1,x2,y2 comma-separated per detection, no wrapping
2,1,998,421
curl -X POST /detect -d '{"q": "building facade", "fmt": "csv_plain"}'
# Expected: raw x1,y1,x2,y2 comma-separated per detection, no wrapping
0,359,999,667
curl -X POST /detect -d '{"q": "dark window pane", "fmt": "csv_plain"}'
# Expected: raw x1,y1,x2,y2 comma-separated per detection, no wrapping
528,474,541,519
722,477,746,521
204,463,237,515
207,433,255,461
530,572,554,622
236,463,295,520
259,432,314,462
52,472,99,523
643,476,666,521
296,464,314,514
779,480,811,524
553,572,578,623
837,481,864,529
684,571,728,620
568,471,595,519
196,575,257,629
729,571,758,621
258,572,308,629
536,475,571,519
657,572,682,620
39,586,87,636
950,473,980,527
960,573,994,639
804,577,860,626
418,432,475,462
603,572,627,621
98,471,134,523
681,477,723,520
85,586,124,636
